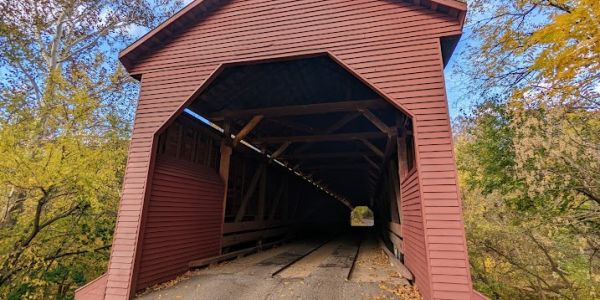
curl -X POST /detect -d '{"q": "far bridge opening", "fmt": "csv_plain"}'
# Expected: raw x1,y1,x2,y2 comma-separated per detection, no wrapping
137,55,413,291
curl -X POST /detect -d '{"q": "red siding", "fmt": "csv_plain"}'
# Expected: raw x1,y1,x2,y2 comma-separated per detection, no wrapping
103,1,472,299
75,274,107,300
412,40,472,300
136,157,223,289
400,169,431,300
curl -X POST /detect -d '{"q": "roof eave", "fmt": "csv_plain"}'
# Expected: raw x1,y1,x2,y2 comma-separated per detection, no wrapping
119,0,467,74
119,0,206,60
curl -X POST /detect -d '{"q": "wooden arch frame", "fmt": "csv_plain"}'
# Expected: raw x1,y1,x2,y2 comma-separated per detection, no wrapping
126,51,416,294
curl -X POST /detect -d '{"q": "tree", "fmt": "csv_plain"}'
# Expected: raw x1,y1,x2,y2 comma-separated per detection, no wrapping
0,0,185,298
454,0,600,298
456,102,599,299
462,0,599,110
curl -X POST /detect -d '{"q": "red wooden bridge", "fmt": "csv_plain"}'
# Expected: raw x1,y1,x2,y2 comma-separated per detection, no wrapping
75,1,487,299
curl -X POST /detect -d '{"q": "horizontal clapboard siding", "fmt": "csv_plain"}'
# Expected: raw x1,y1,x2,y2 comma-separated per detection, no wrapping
413,47,472,299
104,1,471,299
136,158,224,289
105,76,156,299
400,169,431,300
130,0,461,74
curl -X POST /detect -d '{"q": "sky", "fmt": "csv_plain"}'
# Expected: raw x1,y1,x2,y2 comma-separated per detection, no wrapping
444,33,473,120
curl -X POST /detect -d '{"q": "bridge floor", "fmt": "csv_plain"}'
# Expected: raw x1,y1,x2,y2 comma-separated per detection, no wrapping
136,233,416,300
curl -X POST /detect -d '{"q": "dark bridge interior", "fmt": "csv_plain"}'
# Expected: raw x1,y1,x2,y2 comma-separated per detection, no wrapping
139,55,411,289
191,55,409,206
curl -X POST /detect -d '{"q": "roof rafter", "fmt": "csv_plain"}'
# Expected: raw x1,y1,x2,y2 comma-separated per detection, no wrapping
207,100,386,121
254,132,387,144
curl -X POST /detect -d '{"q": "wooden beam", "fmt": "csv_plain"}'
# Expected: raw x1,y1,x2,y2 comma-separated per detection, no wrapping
282,152,377,160
368,170,378,180
223,220,285,234
222,227,288,247
389,164,402,223
270,141,291,160
359,138,384,158
255,132,386,144
189,237,290,269
218,122,233,255
397,116,409,180
324,112,362,133
281,178,290,220
234,164,266,222
360,109,392,134
219,121,233,181
207,100,387,121
292,112,360,154
363,155,381,171
379,239,414,281
383,134,397,161
304,164,370,171
219,144,232,182
267,119,315,133
368,132,399,204
269,178,287,220
389,222,403,238
365,149,385,192
257,167,267,221
233,115,263,146
388,230,404,255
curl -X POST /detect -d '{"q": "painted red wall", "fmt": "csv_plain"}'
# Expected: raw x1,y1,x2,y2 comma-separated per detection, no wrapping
135,157,224,289
100,1,472,299
401,169,431,299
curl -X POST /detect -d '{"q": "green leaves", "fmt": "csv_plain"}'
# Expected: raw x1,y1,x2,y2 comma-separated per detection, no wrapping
456,3,600,297
0,0,186,298
457,99,599,299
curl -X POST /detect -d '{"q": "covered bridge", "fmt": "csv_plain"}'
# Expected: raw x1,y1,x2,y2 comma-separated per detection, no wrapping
76,0,484,299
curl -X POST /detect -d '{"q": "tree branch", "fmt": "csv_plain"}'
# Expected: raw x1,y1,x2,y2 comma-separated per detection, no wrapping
45,244,111,261
575,188,600,205
15,60,42,101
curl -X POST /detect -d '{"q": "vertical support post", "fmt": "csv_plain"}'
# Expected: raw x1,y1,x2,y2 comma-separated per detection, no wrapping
234,164,266,222
257,166,267,221
388,164,401,223
282,177,290,221
219,123,232,192
219,144,232,186
395,115,408,259
218,122,232,254
269,177,287,220
397,116,409,180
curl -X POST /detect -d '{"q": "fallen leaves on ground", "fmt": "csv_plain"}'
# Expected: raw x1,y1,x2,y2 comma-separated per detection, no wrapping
136,269,204,296
357,248,392,267
374,282,422,300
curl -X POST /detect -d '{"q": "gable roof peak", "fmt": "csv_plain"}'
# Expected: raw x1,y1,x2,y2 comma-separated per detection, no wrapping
119,0,467,73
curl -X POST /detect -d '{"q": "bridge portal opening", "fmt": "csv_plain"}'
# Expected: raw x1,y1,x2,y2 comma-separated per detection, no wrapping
138,55,414,290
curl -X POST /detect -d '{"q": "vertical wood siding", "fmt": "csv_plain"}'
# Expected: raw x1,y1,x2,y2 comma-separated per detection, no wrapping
103,1,470,299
